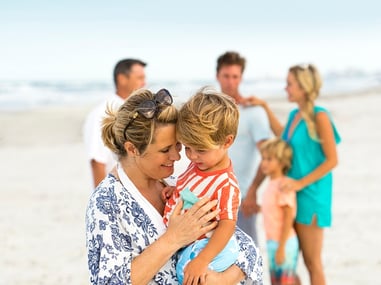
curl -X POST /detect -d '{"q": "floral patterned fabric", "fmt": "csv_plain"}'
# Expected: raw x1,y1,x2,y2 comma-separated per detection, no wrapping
86,171,264,284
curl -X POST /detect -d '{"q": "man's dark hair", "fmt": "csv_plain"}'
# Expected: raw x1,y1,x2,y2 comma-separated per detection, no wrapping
216,51,246,74
113,59,147,87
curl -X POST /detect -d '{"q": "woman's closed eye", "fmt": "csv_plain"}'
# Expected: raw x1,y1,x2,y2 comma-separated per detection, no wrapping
160,147,170,153
160,143,181,153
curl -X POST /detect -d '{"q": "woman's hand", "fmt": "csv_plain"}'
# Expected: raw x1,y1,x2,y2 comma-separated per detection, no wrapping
239,96,266,107
280,177,303,193
165,197,219,248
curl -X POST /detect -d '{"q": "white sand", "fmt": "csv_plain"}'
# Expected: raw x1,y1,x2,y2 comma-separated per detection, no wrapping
1,90,381,284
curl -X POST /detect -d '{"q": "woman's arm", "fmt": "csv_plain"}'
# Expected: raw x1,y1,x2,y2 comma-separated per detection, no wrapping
131,198,219,284
282,112,339,192
245,96,284,136
261,101,284,136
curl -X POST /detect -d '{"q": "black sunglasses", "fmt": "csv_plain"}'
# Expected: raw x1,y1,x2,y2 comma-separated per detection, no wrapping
123,89,173,140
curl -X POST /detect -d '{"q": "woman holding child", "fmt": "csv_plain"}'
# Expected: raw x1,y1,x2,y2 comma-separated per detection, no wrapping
85,88,263,284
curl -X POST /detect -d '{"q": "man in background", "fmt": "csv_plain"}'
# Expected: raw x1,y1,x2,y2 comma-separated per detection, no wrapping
83,58,146,188
216,51,271,244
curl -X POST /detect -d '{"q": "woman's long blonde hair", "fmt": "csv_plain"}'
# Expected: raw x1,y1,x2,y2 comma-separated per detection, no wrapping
289,64,322,140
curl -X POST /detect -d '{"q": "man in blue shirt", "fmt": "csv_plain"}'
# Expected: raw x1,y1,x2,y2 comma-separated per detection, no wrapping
216,51,271,244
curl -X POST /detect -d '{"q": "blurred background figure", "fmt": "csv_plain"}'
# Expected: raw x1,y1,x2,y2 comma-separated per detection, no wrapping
250,64,341,285
216,51,271,245
83,58,146,188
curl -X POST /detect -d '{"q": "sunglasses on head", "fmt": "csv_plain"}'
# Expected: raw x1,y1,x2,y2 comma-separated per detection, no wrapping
123,89,173,140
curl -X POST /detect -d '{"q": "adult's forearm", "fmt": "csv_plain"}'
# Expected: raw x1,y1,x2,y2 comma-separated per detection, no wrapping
132,198,220,284
90,159,107,188
131,233,180,284
298,158,338,190
262,103,284,136
246,167,266,200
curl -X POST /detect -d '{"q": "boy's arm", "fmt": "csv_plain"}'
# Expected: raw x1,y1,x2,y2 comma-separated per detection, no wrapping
182,220,236,284
198,220,236,263
275,205,294,265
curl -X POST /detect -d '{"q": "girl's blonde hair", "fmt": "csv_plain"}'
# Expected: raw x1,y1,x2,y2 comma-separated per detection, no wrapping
260,137,293,174
289,64,322,140
101,88,178,158
177,86,239,149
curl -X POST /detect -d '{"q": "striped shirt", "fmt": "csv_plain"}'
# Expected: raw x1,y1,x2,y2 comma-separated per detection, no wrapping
163,161,241,227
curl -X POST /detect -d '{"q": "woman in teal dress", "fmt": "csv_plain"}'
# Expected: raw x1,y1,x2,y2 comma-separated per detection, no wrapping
250,64,340,285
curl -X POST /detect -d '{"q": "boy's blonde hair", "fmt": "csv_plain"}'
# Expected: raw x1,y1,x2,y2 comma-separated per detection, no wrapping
177,86,239,149
260,137,293,174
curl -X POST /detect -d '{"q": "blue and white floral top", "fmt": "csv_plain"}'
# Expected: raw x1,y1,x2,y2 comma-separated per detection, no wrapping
86,166,263,284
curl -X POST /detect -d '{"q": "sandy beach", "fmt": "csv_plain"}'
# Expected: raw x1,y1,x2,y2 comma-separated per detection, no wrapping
1,89,381,284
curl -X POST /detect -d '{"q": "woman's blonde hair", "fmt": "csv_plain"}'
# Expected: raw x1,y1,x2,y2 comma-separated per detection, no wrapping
260,137,293,174
289,64,322,140
101,88,178,158
177,86,239,149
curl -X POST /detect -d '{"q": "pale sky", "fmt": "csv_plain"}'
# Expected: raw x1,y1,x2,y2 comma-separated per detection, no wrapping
1,0,380,81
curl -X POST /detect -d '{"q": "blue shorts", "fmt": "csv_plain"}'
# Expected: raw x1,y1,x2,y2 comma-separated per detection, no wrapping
176,236,239,284
266,236,299,284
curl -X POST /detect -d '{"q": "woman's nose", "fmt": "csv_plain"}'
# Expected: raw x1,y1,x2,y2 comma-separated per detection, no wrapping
170,147,181,161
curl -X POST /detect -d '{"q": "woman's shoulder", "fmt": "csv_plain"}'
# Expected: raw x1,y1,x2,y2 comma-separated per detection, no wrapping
92,173,121,197
314,105,330,114
314,105,342,143
314,106,334,121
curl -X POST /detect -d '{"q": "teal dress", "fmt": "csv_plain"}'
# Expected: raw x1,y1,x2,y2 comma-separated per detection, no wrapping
281,106,341,227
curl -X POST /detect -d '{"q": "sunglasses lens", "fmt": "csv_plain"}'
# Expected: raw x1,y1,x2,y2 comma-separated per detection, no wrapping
155,89,173,105
137,100,157,118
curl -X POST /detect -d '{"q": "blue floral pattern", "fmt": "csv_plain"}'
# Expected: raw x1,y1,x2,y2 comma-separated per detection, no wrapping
86,173,263,284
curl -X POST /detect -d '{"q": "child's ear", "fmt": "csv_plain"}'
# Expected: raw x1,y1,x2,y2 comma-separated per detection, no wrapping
223,134,235,148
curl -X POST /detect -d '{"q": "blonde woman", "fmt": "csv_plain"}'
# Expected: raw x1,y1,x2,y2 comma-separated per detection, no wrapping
249,64,341,285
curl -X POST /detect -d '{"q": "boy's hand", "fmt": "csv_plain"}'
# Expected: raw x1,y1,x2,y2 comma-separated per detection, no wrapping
183,257,209,285
275,246,286,265
161,186,175,202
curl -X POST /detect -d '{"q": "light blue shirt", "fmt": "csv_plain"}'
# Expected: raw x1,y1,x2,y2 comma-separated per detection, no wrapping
229,105,271,197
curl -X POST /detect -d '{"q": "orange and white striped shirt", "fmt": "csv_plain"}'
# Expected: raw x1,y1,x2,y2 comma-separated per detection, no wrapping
163,161,241,227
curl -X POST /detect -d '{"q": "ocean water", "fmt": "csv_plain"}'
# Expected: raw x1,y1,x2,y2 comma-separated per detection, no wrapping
0,71,380,111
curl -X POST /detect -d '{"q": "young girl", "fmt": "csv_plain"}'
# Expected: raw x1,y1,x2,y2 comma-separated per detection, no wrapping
163,87,244,285
260,137,300,285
